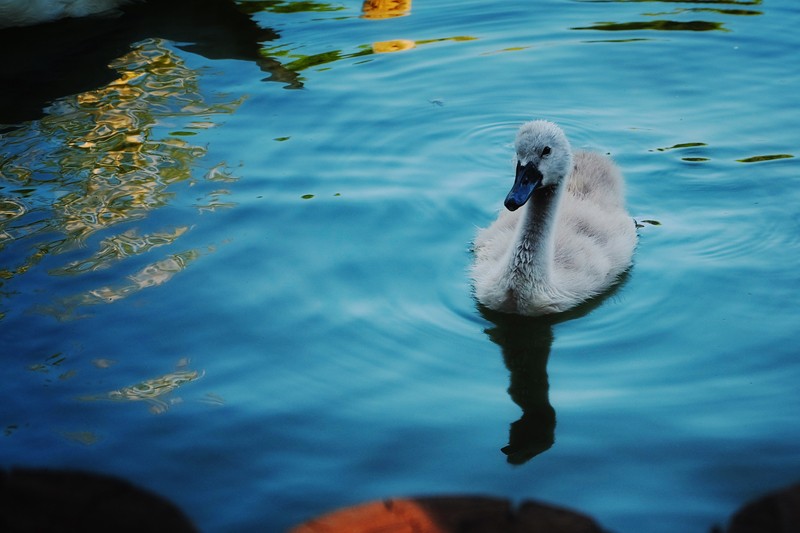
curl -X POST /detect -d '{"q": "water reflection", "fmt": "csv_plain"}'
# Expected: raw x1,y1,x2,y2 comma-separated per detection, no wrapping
0,38,240,318
736,154,794,163
263,36,476,80
479,276,629,465
362,0,412,19
573,20,726,31
0,0,298,125
49,227,189,276
649,142,795,164
572,0,762,35
80,359,204,414
480,309,557,465
574,0,762,5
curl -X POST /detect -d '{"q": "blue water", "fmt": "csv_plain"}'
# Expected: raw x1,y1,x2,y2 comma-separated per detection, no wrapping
1,1,799,531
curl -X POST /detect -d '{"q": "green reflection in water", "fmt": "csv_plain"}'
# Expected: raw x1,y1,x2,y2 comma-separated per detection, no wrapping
651,142,710,162
573,0,762,35
647,143,794,164
0,38,242,318
737,154,794,163
644,7,761,15
262,35,476,78
237,0,345,15
28,352,67,374
279,47,373,72
583,38,652,43
653,142,708,151
575,0,761,4
573,19,726,31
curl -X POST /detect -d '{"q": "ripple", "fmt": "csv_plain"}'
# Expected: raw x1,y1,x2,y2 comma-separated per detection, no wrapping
458,115,608,172
49,227,190,275
459,119,521,169
0,197,26,220
679,207,797,268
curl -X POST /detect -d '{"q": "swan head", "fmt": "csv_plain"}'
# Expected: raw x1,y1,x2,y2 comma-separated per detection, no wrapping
505,120,573,211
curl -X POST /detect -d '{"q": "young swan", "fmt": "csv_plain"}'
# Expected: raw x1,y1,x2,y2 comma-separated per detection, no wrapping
471,120,636,315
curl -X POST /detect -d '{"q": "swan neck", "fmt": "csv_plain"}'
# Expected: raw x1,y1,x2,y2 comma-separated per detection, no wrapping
510,185,562,284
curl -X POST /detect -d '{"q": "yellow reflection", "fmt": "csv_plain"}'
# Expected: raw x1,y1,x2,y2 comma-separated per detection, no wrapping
372,39,416,53
50,227,189,275
86,249,201,304
41,249,203,320
0,38,242,315
362,0,412,19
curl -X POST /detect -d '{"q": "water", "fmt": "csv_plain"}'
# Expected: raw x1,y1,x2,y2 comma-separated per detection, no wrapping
1,1,799,531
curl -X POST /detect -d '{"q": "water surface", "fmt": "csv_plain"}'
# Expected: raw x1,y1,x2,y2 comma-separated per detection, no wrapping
1,1,799,532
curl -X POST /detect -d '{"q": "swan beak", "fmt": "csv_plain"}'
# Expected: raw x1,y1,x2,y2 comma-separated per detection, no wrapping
504,161,543,211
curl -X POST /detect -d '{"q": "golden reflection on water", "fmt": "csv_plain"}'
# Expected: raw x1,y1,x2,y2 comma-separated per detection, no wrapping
50,227,189,276
42,249,204,320
77,359,205,414
90,250,200,301
106,368,204,414
0,38,242,316
362,0,412,19
372,39,416,53
25,348,207,416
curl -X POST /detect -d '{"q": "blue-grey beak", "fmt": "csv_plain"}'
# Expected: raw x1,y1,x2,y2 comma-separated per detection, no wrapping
504,161,544,211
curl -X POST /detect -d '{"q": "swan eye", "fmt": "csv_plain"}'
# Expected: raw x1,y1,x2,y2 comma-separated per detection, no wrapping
541,146,551,157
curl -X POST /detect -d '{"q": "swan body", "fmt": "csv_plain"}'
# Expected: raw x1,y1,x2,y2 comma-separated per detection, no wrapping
0,0,131,28
471,120,636,315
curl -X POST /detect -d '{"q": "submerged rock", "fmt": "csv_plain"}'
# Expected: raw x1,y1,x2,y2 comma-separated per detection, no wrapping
0,468,196,532
290,496,604,533
725,483,800,533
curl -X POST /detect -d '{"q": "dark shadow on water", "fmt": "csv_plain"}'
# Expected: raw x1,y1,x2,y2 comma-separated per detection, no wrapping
0,0,301,126
478,272,630,465
0,468,197,531
570,0,765,37
572,20,726,32
5,466,798,532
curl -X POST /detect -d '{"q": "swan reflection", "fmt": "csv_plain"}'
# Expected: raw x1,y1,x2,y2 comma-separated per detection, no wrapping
481,308,557,465
479,274,629,465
